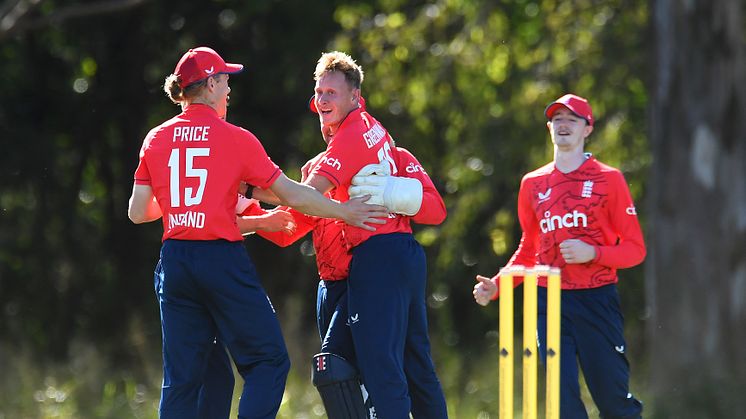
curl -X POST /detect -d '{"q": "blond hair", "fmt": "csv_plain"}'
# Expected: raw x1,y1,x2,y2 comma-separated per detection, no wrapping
163,74,209,105
314,51,364,89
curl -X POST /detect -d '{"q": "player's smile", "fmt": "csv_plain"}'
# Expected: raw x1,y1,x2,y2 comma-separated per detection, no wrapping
314,70,360,127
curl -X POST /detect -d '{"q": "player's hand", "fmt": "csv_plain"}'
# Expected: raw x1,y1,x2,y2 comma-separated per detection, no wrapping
473,275,497,306
301,152,325,182
559,239,596,264
258,209,296,235
342,195,389,231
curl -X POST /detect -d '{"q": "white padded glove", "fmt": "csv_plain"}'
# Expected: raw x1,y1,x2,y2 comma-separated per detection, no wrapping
348,163,423,216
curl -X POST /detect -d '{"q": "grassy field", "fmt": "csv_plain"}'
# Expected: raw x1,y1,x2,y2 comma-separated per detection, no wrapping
0,338,650,419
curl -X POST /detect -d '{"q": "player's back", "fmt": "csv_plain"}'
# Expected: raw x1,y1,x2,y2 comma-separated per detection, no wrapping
140,104,279,242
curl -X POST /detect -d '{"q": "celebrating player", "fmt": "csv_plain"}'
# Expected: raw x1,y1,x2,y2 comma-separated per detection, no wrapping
127,46,387,419
248,138,446,418
293,51,449,418
473,94,645,418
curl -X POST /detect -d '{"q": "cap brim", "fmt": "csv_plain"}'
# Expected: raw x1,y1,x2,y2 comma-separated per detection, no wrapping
223,63,244,74
544,102,568,119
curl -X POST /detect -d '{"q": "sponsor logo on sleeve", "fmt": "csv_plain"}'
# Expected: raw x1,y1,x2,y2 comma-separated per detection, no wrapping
626,206,637,215
320,156,342,171
405,162,425,174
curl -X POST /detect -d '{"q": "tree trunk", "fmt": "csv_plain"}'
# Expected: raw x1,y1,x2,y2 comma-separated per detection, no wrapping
648,0,746,417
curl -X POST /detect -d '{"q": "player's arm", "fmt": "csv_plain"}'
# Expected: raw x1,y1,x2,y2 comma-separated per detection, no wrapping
474,177,539,304
268,173,387,231
591,171,646,268
255,208,316,247
399,149,446,224
128,183,162,224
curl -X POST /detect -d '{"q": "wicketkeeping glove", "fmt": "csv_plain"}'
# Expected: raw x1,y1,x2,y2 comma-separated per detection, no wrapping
348,163,423,216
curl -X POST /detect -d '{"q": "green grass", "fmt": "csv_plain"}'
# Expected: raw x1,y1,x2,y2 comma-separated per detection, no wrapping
0,340,650,418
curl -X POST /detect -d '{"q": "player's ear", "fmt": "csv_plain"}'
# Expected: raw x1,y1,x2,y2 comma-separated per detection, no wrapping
584,124,594,138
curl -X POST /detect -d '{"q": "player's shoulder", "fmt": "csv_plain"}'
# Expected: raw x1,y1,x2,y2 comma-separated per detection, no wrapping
395,146,416,160
523,161,554,180
221,120,261,143
590,157,625,181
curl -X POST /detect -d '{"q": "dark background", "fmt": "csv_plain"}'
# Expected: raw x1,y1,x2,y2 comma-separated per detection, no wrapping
0,1,744,417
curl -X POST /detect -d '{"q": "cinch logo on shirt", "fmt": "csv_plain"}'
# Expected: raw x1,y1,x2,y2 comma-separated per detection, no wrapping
540,210,588,233
405,162,425,174
363,123,386,149
320,156,342,171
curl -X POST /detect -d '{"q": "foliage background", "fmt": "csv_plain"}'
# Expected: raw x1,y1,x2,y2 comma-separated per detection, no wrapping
0,0,742,418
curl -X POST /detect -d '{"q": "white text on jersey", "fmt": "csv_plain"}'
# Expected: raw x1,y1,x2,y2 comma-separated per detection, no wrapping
173,126,210,142
363,123,386,149
405,162,425,174
540,210,588,233
168,211,206,230
320,156,342,171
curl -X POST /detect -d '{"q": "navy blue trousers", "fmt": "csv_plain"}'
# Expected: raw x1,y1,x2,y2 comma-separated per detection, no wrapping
156,240,289,419
154,262,234,419
537,284,642,419
347,233,448,419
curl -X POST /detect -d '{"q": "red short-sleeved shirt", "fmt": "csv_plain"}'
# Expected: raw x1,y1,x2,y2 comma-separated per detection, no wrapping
134,104,281,241
258,146,447,280
309,107,412,249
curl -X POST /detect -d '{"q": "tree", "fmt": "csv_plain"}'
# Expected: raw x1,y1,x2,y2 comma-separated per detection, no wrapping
647,0,746,416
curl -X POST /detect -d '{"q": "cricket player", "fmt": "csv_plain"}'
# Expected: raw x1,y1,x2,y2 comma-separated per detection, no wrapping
249,141,446,418
127,46,387,419
473,94,645,418
295,51,449,418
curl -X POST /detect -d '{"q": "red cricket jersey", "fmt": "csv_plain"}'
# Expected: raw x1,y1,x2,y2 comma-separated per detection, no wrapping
309,107,413,249
499,155,645,290
258,146,446,280
134,104,281,242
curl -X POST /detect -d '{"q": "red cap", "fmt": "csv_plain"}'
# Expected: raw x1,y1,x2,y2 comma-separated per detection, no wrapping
544,94,594,126
174,47,244,89
308,95,366,113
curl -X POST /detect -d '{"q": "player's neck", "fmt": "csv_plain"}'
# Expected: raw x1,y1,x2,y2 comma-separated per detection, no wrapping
553,148,587,173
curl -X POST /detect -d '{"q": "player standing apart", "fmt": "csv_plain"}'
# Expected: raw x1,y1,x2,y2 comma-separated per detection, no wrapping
298,51,448,419
128,46,387,419
473,94,645,419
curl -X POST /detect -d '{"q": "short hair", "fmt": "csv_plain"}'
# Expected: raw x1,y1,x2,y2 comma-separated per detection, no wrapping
314,51,364,89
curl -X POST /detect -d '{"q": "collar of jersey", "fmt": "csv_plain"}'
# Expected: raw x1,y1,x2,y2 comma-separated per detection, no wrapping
182,103,219,117
335,105,365,133
552,152,595,175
